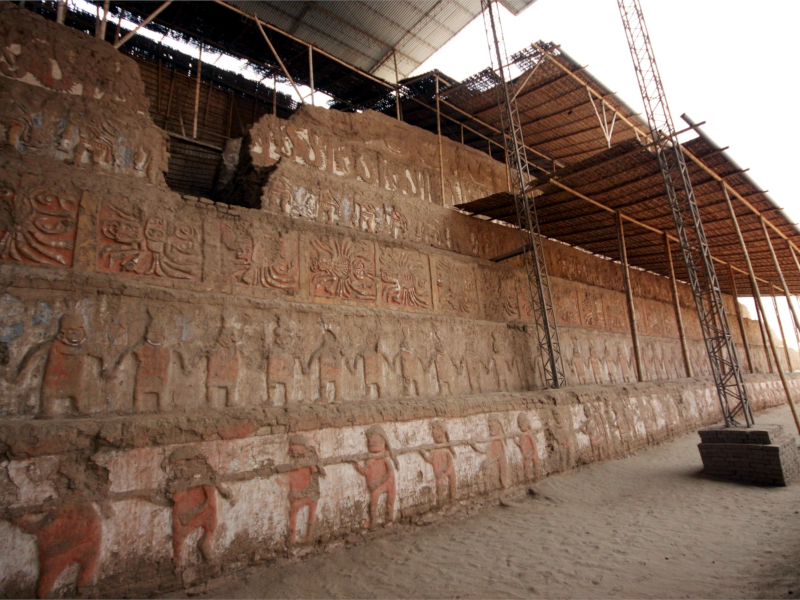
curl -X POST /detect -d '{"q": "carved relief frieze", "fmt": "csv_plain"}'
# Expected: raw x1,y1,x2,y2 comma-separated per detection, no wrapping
220,222,299,291
435,257,479,316
379,247,432,309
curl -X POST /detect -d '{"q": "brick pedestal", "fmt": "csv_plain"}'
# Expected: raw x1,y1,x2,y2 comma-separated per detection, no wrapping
698,424,800,486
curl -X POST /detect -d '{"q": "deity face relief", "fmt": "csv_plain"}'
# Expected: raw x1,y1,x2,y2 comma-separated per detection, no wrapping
144,217,167,251
57,313,86,347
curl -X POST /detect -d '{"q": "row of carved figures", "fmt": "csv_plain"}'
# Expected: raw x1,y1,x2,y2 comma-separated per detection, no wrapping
6,415,551,599
4,311,538,417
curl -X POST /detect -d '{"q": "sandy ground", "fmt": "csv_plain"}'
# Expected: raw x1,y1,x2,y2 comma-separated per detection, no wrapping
169,404,800,600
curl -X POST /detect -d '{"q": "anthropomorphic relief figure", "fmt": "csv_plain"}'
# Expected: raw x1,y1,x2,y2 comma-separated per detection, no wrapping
395,333,426,397
133,319,174,413
165,447,234,571
471,417,509,492
350,425,399,529
355,332,391,399
12,502,101,599
280,434,327,544
205,320,241,408
515,413,542,482
431,332,462,396
268,319,300,406
419,420,457,505
308,329,351,403
40,312,93,417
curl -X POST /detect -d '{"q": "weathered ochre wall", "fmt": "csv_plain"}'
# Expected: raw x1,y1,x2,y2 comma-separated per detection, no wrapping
0,6,795,598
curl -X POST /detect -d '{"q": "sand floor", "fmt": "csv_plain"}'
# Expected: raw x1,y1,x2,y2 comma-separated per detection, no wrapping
171,404,800,600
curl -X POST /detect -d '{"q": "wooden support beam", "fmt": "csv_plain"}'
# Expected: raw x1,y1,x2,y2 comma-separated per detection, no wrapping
728,263,754,374
617,212,644,382
665,235,693,378
114,1,173,49
272,74,277,116
253,15,305,105
764,222,800,342
56,0,66,24
723,183,800,434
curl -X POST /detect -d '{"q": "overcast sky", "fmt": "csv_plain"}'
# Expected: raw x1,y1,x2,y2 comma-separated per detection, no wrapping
415,0,800,350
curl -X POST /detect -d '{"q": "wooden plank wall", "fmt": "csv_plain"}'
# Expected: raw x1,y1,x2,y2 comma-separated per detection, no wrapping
134,56,290,198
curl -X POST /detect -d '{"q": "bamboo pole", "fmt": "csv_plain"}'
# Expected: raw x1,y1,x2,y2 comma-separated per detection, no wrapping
436,76,446,206
272,74,277,116
771,286,793,371
226,91,233,138
756,294,774,373
114,0,173,49
253,16,304,105
728,263,754,374
723,184,800,435
308,46,315,107
617,212,644,382
763,218,800,348
393,51,401,121
156,49,162,113
203,78,213,126
56,0,66,24
665,235,692,377
192,44,202,139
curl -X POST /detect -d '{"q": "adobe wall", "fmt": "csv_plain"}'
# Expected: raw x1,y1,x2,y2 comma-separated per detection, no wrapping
0,5,795,598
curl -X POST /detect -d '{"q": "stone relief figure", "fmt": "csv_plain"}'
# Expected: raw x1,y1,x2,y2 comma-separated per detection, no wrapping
355,201,378,234
307,329,351,403
544,406,573,474
221,224,299,291
12,502,102,599
470,417,509,493
204,318,241,408
492,333,522,392
0,184,80,267
354,332,391,399
278,434,326,545
616,342,633,382
394,332,427,396
128,315,188,413
309,237,376,301
431,332,463,396
267,318,301,406
436,258,478,316
419,420,457,505
587,340,606,385
38,312,98,418
98,204,201,280
387,206,408,239
580,403,611,462
165,447,235,571
319,189,340,224
350,425,399,529
515,413,542,481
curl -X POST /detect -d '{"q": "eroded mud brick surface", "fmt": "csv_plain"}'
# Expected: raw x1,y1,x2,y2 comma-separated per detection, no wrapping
0,5,796,598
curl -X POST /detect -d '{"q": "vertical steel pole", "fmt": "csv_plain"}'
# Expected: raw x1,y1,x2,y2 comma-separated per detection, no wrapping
728,263,754,374
665,234,693,377
192,44,202,139
723,185,799,432
436,75,446,206
617,213,644,382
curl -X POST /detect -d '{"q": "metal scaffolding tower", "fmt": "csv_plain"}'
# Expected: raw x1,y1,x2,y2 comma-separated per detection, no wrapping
482,0,566,389
617,0,754,426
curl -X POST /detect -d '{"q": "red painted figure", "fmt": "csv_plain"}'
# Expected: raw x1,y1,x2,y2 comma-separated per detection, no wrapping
419,420,456,504
13,502,101,599
350,425,399,529
171,485,218,567
40,313,88,417
166,447,234,570
515,413,542,481
284,434,326,544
